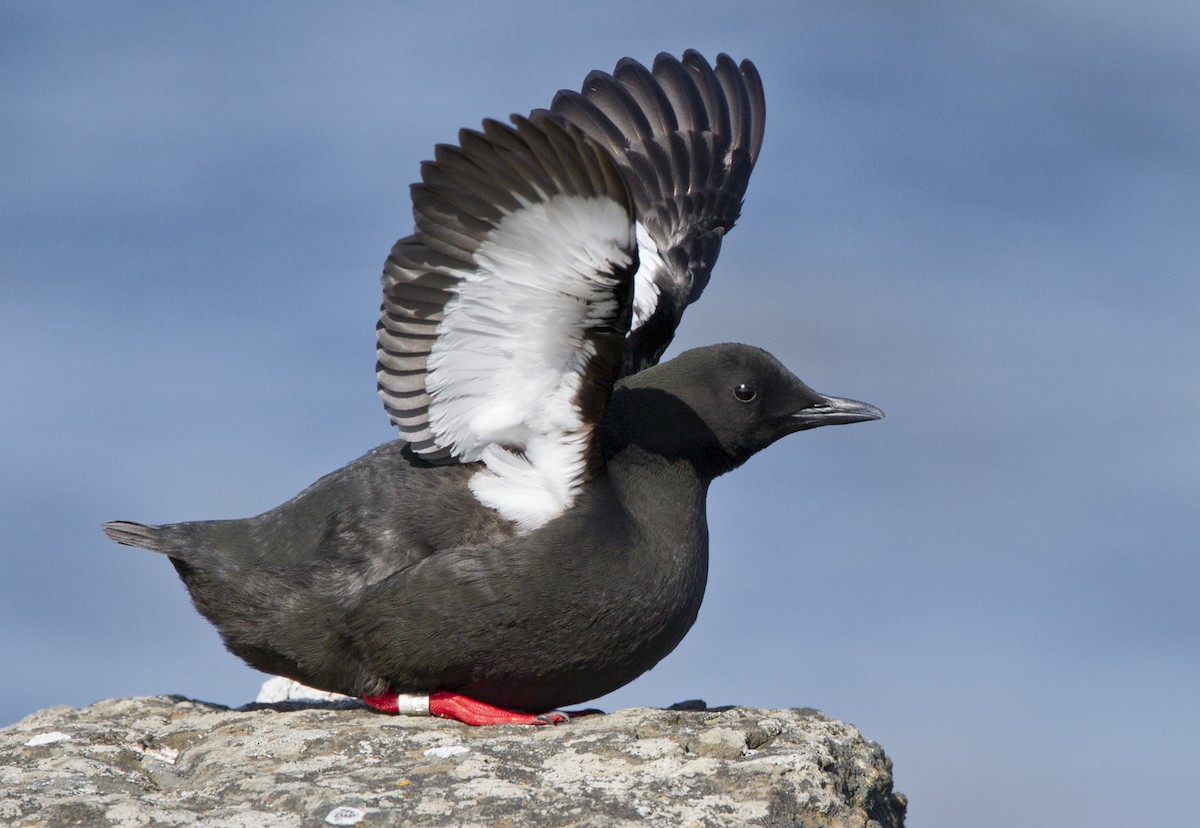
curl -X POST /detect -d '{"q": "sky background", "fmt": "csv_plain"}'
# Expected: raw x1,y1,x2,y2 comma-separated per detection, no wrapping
3,2,1197,825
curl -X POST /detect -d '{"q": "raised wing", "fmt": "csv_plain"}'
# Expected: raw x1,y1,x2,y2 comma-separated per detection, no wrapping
539,50,765,374
376,116,637,530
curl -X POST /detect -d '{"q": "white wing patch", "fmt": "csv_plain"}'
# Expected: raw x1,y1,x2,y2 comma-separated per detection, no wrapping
426,193,634,530
631,221,664,331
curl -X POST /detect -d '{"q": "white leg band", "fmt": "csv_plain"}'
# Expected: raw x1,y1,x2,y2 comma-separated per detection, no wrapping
393,693,431,716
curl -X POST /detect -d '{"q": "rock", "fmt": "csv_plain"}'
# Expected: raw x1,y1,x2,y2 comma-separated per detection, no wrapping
1,695,906,827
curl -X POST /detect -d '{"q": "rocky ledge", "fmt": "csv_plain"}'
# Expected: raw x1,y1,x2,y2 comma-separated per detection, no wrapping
1,695,905,826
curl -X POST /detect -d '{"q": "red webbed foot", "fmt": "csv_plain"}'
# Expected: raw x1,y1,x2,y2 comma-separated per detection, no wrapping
361,690,604,726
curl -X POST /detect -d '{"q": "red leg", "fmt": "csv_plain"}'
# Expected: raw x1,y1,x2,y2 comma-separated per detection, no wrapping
362,692,401,714
363,690,604,726
429,691,567,726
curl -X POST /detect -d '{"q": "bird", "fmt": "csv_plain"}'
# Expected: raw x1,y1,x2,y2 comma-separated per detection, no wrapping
104,51,883,726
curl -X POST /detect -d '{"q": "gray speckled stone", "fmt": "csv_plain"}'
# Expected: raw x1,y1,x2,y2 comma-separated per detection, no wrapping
1,696,905,827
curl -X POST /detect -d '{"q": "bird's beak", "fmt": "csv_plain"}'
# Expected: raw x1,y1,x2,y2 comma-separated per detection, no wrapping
790,394,884,429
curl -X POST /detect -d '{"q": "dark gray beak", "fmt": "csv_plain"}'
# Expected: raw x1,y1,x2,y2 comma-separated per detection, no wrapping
791,394,885,429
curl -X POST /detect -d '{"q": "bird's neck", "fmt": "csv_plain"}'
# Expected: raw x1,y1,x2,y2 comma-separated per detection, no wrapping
602,442,711,546
599,384,738,485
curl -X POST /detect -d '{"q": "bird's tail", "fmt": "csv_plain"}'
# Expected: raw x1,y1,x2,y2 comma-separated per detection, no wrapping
103,520,180,554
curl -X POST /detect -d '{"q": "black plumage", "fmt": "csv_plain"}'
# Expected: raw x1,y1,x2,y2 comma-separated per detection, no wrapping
105,345,880,711
104,52,882,721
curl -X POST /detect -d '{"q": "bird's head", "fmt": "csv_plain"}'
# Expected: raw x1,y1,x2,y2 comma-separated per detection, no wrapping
603,343,883,480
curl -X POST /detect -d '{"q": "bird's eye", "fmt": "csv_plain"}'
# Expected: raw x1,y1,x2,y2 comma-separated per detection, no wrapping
733,383,757,402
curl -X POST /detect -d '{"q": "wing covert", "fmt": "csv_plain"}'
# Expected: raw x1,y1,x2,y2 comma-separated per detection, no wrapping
376,116,637,529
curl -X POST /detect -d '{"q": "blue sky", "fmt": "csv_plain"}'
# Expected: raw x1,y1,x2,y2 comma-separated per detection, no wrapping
2,2,1197,825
